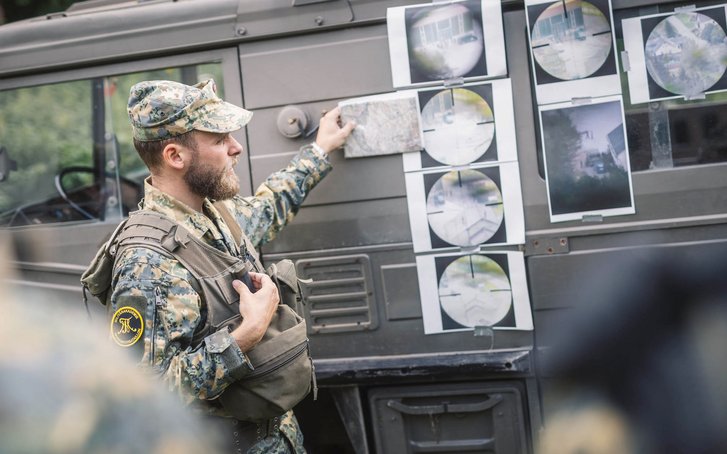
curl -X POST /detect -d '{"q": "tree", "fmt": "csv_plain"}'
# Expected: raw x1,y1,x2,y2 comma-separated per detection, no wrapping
541,108,581,185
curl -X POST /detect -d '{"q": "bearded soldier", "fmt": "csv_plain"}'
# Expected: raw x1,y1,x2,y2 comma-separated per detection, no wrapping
91,79,353,453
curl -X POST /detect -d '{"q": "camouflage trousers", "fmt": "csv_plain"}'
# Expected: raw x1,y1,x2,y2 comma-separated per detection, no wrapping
209,410,305,454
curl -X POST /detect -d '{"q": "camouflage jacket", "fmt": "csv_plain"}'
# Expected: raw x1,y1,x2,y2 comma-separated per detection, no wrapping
108,145,331,453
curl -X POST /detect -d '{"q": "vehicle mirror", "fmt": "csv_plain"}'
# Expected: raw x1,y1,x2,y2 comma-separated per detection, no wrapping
0,146,17,182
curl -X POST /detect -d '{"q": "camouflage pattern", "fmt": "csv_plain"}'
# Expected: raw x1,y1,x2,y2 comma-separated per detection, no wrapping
128,79,253,141
0,237,225,453
221,145,333,246
109,145,331,453
247,411,305,454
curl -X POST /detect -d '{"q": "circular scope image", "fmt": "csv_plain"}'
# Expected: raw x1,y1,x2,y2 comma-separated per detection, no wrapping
426,169,503,247
438,254,512,328
421,88,495,166
531,0,612,81
645,12,727,97
408,3,484,81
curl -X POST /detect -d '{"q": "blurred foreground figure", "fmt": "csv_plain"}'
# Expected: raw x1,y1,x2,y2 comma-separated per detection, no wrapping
538,243,727,454
0,236,224,454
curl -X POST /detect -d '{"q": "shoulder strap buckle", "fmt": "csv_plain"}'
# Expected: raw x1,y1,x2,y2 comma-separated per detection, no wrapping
161,224,191,252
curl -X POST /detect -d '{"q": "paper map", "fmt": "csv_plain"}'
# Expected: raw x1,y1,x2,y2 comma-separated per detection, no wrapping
339,92,424,158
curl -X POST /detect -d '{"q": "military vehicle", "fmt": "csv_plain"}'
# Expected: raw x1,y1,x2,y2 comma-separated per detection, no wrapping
1,0,726,452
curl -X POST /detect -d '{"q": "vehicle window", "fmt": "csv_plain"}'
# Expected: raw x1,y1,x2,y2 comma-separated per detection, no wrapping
0,80,95,226
0,62,224,227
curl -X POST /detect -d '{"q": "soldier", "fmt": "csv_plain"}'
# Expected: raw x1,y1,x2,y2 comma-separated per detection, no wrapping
95,79,353,453
537,245,727,454
0,235,225,454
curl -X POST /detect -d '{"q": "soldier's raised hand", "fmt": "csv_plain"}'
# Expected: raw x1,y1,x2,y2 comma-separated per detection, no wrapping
314,106,356,154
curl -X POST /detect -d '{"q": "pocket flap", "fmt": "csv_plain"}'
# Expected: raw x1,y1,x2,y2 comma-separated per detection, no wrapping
267,259,307,294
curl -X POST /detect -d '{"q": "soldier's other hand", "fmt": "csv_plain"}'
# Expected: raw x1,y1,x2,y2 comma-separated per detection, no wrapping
231,272,279,351
314,106,355,154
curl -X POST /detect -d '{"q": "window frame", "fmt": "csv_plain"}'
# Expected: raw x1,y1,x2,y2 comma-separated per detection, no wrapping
0,47,244,231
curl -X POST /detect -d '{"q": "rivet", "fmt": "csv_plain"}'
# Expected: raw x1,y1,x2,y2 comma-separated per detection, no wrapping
236,27,247,36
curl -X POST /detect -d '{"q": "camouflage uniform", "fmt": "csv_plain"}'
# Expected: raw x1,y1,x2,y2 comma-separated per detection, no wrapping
0,236,226,453
107,79,332,453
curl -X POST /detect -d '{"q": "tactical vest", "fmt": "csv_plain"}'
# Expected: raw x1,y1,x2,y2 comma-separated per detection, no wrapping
81,203,315,421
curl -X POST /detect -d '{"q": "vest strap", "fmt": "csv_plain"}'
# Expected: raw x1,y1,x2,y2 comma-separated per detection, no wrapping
213,201,265,273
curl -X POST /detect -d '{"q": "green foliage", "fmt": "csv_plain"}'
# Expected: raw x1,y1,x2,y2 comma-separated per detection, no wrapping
0,80,92,214
0,62,226,222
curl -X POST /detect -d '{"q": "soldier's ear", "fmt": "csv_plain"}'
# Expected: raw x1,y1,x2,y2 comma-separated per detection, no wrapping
161,143,188,171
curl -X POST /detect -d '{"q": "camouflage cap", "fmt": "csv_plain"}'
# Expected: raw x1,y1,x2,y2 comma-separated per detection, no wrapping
128,79,253,141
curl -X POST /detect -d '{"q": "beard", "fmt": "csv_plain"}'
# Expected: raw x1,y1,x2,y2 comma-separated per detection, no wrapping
183,152,240,201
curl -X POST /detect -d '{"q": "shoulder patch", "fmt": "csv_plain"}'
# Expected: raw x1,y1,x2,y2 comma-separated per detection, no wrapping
110,305,144,347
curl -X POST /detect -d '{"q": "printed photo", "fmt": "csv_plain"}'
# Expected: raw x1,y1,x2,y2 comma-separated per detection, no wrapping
426,168,504,247
416,251,533,334
387,0,506,88
525,0,621,104
623,5,727,104
539,96,635,222
402,79,518,171
405,162,525,252
421,87,495,165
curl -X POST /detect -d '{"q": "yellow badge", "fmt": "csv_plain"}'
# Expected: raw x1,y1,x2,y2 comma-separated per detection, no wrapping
110,306,144,347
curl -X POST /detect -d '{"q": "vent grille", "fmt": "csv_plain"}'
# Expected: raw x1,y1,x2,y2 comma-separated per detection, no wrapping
296,254,378,334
